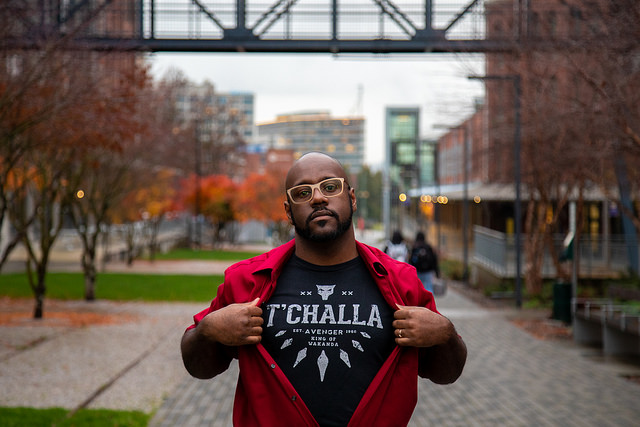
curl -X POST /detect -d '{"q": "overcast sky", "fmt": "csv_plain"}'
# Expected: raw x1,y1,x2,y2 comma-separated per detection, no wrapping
148,52,485,166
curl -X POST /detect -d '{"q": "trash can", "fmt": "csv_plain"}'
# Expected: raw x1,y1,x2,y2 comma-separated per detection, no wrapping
552,281,572,324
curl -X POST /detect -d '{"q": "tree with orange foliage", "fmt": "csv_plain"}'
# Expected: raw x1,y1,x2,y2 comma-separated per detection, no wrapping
65,56,154,300
1,47,118,317
135,168,180,261
180,174,237,246
108,166,180,266
0,51,92,272
109,186,147,266
7,132,77,318
67,146,132,300
234,172,287,222
0,21,164,316
234,171,291,244
0,0,156,316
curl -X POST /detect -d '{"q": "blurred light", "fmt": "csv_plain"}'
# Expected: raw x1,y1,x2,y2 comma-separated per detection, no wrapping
546,206,553,224
76,190,85,199
420,195,431,203
474,196,482,203
399,193,407,202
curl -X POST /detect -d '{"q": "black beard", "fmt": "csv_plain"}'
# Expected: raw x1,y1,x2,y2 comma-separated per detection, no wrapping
292,204,353,242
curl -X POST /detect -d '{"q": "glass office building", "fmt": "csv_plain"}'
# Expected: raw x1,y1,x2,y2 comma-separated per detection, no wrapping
257,111,365,174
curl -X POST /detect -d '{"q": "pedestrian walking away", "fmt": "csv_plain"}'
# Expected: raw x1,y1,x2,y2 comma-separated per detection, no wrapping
383,229,409,263
180,152,467,426
409,231,440,294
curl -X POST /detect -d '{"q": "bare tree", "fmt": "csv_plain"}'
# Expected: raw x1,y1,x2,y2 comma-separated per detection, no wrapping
561,0,640,274
0,2,151,314
0,0,119,272
485,0,640,294
8,134,75,318
65,55,153,300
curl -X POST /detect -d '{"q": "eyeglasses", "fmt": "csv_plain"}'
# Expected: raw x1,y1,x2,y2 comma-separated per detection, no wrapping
287,177,346,204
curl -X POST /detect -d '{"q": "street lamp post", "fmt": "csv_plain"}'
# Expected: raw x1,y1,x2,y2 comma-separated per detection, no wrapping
469,74,522,309
462,124,470,284
194,118,202,249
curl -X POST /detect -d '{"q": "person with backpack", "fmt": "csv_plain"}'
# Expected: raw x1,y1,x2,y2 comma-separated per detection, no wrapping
383,230,409,262
409,231,439,293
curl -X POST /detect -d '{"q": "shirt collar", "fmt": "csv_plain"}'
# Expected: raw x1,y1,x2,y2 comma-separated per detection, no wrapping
250,239,388,277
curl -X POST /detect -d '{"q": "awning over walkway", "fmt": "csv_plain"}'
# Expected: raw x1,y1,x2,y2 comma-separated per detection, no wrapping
408,182,610,202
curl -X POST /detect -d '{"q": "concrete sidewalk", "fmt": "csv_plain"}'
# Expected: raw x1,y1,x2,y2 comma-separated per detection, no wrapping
3,252,640,425
151,288,640,427
0,256,233,413
0,299,202,413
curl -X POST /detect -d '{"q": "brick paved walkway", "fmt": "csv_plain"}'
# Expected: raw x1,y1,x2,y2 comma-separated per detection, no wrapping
150,288,640,427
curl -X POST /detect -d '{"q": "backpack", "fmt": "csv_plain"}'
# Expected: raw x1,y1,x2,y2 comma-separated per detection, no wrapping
411,245,436,272
386,242,408,262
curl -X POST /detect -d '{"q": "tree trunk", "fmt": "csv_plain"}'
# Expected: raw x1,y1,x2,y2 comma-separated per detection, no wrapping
147,219,161,261
82,250,97,301
124,223,136,265
33,292,44,319
32,262,48,319
524,201,545,297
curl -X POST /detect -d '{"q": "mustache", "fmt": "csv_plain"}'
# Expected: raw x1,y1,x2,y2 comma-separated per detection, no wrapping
306,208,338,224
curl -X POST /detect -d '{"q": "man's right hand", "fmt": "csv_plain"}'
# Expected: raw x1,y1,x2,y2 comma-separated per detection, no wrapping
197,298,264,346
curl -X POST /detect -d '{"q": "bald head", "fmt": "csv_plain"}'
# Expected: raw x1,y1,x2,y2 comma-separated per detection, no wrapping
285,152,349,189
283,152,358,261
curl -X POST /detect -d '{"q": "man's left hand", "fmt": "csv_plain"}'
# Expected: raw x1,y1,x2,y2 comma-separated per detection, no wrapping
393,304,455,348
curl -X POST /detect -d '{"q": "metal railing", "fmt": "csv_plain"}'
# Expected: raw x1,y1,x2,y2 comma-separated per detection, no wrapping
473,225,637,279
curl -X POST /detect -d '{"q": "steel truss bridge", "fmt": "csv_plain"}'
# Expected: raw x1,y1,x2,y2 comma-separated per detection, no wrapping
8,0,528,54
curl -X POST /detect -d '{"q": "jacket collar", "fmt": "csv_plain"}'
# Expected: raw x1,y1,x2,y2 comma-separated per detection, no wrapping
355,240,389,277
250,239,295,280
250,239,389,278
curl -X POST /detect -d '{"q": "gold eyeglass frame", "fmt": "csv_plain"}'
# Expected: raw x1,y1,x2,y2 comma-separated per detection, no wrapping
286,177,346,204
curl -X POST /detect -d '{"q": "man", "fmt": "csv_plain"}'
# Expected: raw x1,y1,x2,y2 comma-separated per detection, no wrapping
181,152,467,426
409,231,440,293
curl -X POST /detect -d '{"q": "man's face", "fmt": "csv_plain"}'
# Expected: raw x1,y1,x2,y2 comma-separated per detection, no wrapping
284,156,356,243
289,190,354,242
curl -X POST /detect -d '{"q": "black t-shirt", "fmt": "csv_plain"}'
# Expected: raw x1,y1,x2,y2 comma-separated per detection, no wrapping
261,255,395,427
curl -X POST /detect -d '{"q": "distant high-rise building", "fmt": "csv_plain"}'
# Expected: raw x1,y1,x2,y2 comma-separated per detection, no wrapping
172,81,255,179
174,82,254,144
257,111,365,174
216,91,255,144
385,107,421,193
384,107,421,236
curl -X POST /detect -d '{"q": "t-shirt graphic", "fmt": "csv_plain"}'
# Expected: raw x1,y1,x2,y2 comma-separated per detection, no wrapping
262,255,395,426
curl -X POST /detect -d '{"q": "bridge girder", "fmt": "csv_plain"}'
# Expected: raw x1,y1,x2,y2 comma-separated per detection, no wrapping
5,0,522,54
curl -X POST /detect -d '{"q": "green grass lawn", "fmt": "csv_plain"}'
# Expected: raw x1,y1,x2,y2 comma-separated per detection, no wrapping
154,247,263,261
0,272,224,302
0,407,148,427
0,248,264,302
0,248,266,424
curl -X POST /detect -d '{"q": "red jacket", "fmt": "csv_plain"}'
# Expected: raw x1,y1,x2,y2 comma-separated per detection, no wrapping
189,239,440,426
